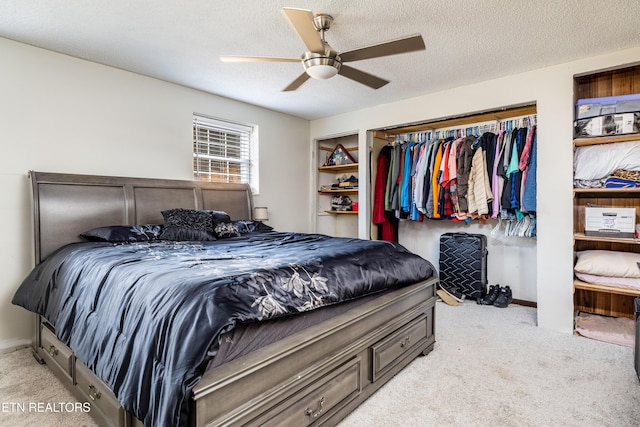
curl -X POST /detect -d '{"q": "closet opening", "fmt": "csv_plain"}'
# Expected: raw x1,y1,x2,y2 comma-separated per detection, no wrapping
369,103,538,308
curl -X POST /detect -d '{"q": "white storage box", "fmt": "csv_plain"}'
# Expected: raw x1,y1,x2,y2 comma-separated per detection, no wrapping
585,207,636,238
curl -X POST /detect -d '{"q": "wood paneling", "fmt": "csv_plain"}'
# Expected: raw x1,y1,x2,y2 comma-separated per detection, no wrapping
574,288,636,319
574,64,640,101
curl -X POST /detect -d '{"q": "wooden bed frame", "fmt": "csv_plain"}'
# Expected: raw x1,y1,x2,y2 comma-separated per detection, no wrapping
27,171,438,427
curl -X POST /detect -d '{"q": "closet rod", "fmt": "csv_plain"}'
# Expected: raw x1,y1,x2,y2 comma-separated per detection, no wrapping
382,104,537,136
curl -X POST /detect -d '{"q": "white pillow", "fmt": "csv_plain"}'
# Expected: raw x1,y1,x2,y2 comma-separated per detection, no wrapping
573,140,640,181
574,250,640,278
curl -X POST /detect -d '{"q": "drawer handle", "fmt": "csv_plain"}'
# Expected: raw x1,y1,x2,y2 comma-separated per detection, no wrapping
88,384,102,401
400,335,411,349
47,345,59,358
304,395,325,419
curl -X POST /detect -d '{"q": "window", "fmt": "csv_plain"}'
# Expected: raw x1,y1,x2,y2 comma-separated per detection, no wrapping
193,115,257,191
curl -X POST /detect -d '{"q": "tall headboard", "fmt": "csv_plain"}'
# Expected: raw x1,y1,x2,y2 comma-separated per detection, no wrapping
29,171,253,263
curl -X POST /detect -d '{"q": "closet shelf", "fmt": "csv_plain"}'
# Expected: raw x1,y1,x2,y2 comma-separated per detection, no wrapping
573,133,640,147
573,232,640,245
382,104,537,135
318,164,359,174
318,189,358,195
573,187,640,196
324,210,358,215
574,279,640,297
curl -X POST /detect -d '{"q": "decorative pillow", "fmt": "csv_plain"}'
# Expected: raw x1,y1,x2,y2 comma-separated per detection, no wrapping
574,250,640,278
159,208,216,241
233,220,274,234
213,221,241,239
207,210,240,238
210,210,231,224
80,224,163,242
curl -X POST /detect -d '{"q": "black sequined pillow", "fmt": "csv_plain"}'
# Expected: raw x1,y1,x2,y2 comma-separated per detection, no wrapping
233,220,274,234
210,210,231,224
213,221,241,239
80,224,164,242
210,211,241,239
159,208,216,241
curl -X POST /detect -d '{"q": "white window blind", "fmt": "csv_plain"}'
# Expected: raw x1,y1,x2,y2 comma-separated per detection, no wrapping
193,115,253,185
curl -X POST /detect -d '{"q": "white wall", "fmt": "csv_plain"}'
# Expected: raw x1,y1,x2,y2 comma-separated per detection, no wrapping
310,46,640,333
0,37,310,350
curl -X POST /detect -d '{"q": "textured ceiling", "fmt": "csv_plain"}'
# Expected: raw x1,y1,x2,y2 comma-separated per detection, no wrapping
2,0,640,120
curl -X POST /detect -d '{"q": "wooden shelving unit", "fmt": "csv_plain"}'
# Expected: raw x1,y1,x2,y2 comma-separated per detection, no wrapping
573,64,640,321
316,136,359,237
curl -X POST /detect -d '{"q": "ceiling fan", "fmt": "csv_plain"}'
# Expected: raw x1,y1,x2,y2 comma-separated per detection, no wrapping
220,7,426,91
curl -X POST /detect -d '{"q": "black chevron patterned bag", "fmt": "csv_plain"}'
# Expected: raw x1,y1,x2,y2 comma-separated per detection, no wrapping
439,232,488,300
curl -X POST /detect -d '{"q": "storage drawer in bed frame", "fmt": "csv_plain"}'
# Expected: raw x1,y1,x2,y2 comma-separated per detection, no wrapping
75,359,127,427
371,313,430,382
37,318,133,427
248,356,363,426
39,323,74,383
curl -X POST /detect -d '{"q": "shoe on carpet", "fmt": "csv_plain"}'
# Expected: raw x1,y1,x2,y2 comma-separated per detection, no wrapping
437,285,465,306
478,284,500,305
436,289,458,306
493,285,513,308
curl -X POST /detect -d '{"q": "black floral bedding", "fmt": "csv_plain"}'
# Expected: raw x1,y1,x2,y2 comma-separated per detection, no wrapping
12,231,435,427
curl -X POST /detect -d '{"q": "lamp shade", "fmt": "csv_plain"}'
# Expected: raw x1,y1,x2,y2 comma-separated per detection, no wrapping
254,206,269,221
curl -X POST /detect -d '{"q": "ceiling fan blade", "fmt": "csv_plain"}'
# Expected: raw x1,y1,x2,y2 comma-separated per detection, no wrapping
339,34,425,62
338,65,389,89
220,55,300,63
282,7,325,54
283,72,311,92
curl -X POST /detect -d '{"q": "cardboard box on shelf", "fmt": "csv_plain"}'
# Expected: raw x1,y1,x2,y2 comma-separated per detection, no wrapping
584,207,636,238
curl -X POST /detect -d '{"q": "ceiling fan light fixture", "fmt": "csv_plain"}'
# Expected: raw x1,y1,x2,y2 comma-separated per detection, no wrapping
302,53,341,80
306,64,339,79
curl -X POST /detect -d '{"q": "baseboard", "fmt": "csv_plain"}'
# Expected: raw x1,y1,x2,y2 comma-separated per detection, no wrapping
513,299,537,308
0,338,32,354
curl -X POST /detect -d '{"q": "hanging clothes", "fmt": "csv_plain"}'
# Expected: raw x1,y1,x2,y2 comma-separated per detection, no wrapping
467,137,493,216
373,114,536,238
522,126,537,213
373,145,399,241
455,135,476,214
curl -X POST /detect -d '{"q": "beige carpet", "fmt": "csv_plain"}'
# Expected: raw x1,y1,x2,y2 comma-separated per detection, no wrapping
1,301,639,427
0,346,97,427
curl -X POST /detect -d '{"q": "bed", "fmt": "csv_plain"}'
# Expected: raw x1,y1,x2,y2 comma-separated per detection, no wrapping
12,171,438,427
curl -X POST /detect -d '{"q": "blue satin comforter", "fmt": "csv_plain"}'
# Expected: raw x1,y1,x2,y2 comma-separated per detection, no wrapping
12,232,435,426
